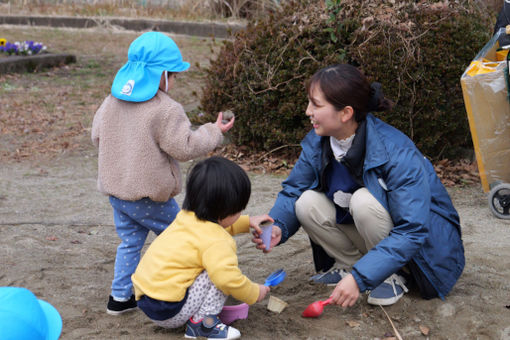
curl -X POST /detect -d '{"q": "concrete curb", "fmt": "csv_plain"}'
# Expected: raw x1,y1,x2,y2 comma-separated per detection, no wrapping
0,15,246,39
0,53,76,74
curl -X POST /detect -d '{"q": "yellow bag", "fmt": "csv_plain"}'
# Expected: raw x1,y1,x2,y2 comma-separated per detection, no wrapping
460,28,510,192
465,59,501,76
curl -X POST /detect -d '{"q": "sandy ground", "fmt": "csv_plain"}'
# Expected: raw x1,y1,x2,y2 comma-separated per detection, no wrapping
1,14,509,340
1,151,510,340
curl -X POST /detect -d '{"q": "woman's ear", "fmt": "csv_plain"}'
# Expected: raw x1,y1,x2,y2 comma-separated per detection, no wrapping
340,106,355,123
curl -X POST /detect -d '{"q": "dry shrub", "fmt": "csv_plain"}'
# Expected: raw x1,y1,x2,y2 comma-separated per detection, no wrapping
348,1,493,158
200,0,494,160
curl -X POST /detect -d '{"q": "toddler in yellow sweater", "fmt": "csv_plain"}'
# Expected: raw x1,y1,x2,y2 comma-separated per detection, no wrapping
132,156,271,339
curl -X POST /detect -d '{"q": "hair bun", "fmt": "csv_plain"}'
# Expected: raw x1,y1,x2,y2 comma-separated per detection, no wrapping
368,82,383,112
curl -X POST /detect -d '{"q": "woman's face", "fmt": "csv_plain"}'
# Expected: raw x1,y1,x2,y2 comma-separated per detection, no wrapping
306,83,345,139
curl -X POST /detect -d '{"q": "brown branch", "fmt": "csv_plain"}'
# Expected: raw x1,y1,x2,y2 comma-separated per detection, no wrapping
379,305,403,340
257,144,301,162
248,74,305,95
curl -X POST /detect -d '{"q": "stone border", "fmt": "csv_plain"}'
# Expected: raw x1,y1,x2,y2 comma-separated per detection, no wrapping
0,15,246,39
0,53,76,74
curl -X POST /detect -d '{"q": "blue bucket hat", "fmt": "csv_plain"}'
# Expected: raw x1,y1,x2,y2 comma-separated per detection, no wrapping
111,32,190,102
0,287,63,340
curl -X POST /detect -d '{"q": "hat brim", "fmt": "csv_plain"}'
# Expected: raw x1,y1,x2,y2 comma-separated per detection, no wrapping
168,61,190,73
38,300,62,340
111,61,190,102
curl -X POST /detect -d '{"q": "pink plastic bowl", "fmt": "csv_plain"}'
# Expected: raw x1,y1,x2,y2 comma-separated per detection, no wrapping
218,303,249,325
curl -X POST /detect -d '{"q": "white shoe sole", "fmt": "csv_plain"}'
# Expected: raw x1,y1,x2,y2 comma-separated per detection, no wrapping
106,306,137,315
367,292,404,306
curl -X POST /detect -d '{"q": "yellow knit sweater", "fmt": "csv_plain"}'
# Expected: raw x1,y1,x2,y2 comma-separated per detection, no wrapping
132,210,260,305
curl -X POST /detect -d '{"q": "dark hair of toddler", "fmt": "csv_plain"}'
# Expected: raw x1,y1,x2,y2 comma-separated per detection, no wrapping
183,156,251,223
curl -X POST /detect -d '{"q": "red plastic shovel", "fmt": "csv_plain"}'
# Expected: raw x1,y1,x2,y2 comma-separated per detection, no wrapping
301,297,333,318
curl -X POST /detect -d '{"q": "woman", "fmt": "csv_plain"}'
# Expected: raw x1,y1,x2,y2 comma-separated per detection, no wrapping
252,64,464,307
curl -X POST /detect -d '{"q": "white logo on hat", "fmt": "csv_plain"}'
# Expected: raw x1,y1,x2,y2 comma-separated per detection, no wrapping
121,80,135,96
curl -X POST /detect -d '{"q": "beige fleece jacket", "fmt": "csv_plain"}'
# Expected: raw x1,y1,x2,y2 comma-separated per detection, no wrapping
91,91,223,202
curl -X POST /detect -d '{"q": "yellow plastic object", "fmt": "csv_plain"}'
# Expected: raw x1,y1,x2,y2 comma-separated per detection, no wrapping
496,49,509,61
465,60,500,76
460,29,510,192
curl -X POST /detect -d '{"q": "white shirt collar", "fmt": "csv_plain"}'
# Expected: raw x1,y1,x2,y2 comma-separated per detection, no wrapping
330,134,355,161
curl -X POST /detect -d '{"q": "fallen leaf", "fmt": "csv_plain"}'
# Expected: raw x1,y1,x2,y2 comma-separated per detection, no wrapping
346,320,360,328
46,235,58,241
419,325,430,335
70,240,82,244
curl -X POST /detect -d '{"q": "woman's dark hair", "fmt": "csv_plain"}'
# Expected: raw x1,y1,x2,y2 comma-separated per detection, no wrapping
305,64,393,122
182,156,251,223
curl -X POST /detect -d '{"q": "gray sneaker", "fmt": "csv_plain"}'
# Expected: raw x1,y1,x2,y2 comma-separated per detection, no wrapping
310,267,349,286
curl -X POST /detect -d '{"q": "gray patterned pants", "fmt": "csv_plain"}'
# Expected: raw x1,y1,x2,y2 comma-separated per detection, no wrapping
152,271,227,328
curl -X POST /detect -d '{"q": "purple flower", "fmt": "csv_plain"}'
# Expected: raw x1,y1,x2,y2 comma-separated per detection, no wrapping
0,39,47,56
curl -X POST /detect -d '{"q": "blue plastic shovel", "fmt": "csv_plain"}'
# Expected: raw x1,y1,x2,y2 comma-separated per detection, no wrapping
264,269,286,287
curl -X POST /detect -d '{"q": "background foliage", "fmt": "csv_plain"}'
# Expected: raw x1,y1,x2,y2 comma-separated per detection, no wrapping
0,0,281,20
199,0,495,160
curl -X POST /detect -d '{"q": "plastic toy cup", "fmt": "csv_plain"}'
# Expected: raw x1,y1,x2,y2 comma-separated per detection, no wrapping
267,295,288,314
259,220,273,249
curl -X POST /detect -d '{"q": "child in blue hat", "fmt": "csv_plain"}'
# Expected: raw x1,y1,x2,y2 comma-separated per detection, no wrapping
0,287,63,340
91,31,235,315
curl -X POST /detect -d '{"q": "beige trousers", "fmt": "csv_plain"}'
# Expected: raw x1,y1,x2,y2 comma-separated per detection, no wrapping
295,188,393,268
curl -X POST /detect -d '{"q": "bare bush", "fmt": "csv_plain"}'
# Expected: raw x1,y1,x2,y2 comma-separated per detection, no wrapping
1,0,281,19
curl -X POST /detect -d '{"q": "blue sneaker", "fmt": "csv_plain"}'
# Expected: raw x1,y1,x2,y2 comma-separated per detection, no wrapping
185,315,241,339
367,273,409,306
310,267,349,286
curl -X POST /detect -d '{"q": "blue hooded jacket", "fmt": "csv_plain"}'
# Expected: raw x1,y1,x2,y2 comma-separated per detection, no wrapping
269,114,464,298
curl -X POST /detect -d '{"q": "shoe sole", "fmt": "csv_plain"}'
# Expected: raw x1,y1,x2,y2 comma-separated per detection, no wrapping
106,306,137,315
367,293,404,306
309,280,341,287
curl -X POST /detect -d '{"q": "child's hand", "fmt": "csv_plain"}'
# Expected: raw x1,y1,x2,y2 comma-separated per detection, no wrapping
216,112,235,133
250,215,282,253
257,284,270,302
249,215,273,235
329,274,360,308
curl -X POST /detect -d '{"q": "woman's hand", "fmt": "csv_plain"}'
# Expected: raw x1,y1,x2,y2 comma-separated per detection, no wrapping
257,284,270,302
215,112,235,133
330,274,360,308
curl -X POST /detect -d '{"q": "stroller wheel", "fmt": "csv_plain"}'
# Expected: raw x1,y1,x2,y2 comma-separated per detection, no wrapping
488,182,510,219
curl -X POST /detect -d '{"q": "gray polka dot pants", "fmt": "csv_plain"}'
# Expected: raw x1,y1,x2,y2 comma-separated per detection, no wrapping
153,271,227,328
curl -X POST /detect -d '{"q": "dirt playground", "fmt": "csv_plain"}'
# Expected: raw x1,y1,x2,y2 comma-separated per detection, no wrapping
0,24,509,340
